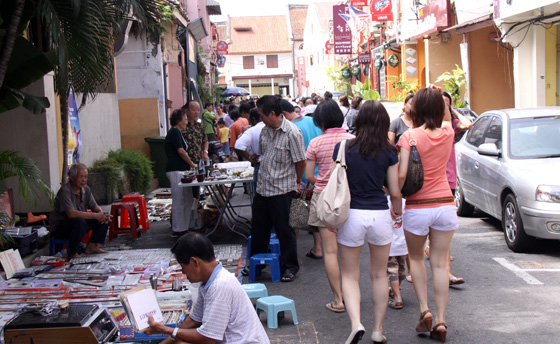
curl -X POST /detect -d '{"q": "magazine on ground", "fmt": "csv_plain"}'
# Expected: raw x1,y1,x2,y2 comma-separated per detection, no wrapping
119,285,164,333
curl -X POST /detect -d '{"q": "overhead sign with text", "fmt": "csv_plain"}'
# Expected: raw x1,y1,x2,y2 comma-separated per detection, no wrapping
333,5,352,55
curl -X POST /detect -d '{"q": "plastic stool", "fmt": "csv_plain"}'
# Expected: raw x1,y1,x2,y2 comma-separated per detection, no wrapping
249,253,281,283
269,238,280,255
247,236,281,261
49,238,70,256
256,295,299,328
242,283,268,298
120,194,149,232
109,202,142,241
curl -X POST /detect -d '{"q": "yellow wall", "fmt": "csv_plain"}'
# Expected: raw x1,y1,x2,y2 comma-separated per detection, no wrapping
426,32,462,86
469,26,515,113
385,50,402,99
118,98,160,157
545,26,557,106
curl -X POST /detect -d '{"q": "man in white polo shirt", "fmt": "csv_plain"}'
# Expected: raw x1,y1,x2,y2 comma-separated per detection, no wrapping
146,232,269,344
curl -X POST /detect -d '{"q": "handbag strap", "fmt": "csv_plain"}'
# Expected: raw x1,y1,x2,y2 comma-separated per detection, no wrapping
336,140,347,168
408,129,417,147
299,182,311,200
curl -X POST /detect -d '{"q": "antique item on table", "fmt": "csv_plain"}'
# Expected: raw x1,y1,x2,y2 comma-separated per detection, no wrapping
197,174,205,182
289,184,311,231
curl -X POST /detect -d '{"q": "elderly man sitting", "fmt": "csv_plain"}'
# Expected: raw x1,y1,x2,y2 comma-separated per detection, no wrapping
49,163,111,258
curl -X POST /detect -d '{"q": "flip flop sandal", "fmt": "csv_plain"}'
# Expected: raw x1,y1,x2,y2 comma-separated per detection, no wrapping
406,275,413,283
388,298,403,309
281,271,296,282
305,249,323,259
326,302,345,313
449,276,465,285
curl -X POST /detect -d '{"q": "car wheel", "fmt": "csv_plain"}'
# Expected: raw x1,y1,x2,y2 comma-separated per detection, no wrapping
502,194,535,252
455,178,474,217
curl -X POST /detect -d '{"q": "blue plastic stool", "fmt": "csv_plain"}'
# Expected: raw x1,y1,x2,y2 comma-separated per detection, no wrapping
249,253,281,283
242,283,269,299
49,238,70,256
256,295,299,329
247,235,281,260
269,238,280,255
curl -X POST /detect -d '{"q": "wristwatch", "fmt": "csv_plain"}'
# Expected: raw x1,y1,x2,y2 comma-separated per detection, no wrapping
203,150,208,153
170,327,179,340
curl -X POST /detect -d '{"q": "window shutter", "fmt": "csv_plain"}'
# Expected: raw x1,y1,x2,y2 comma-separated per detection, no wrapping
266,55,278,68
243,56,254,69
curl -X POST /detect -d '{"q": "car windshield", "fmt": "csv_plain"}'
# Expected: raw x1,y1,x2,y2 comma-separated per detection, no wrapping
509,116,560,159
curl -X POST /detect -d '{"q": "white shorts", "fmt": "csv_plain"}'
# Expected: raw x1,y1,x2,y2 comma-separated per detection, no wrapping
337,209,393,247
403,205,458,236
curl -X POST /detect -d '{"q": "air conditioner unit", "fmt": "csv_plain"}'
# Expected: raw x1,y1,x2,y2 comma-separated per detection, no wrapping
257,59,265,65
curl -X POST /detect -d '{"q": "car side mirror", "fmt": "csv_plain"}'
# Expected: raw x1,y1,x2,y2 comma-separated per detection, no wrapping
478,143,500,157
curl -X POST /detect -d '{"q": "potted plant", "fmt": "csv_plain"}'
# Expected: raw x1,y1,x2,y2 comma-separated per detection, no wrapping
107,149,154,195
87,158,123,205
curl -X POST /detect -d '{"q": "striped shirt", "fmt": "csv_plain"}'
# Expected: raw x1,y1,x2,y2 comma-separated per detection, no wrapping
305,128,355,192
190,262,270,344
257,116,306,196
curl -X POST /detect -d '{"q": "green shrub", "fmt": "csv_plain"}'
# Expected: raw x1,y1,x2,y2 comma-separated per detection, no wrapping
108,150,154,195
89,158,122,194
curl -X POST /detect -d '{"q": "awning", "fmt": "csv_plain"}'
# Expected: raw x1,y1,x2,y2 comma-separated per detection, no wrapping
371,38,397,55
207,0,222,16
188,17,208,41
172,9,188,27
443,14,493,35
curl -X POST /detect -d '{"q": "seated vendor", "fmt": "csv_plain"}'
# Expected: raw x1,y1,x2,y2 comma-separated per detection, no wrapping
49,163,111,258
146,232,270,344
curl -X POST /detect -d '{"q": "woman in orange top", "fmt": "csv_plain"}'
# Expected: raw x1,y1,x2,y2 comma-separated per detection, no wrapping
396,87,457,343
229,109,249,151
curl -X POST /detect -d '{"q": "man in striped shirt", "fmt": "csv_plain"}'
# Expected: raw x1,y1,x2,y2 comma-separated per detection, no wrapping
250,95,306,282
146,232,269,344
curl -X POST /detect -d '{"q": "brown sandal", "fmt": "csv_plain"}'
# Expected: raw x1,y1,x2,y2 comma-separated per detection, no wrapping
415,310,433,332
430,322,447,342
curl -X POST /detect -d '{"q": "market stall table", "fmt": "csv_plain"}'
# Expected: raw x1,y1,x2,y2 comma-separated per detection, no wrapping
179,177,254,239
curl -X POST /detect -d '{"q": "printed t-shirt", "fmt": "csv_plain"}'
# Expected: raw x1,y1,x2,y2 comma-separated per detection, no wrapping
165,127,189,172
397,126,454,209
306,128,354,192
333,141,398,210
219,127,230,144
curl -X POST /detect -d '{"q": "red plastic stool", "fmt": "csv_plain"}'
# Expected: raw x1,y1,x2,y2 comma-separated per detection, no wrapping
120,194,149,232
109,203,142,241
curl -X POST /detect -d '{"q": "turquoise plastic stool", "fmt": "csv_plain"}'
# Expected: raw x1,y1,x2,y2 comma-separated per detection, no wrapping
256,295,299,329
242,283,268,298
269,238,280,255
249,253,281,283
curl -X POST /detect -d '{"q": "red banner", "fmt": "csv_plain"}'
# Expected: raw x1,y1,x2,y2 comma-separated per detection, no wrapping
216,40,228,55
371,0,393,21
351,0,368,6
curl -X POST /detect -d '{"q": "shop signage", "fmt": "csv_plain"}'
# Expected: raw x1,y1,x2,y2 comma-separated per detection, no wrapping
298,56,307,94
325,40,334,50
388,54,399,67
412,0,450,39
352,66,361,76
351,0,368,7
358,53,371,64
333,5,352,55
217,54,226,68
374,59,383,70
342,67,351,78
216,40,228,55
371,0,393,21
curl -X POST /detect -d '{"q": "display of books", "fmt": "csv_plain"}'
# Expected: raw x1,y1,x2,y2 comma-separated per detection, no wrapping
119,285,163,333
4,227,33,237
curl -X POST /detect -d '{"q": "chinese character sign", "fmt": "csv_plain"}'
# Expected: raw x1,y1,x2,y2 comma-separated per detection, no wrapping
298,56,306,95
333,5,352,55
371,0,393,21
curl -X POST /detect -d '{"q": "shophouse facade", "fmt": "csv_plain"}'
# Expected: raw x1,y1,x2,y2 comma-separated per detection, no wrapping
288,5,309,98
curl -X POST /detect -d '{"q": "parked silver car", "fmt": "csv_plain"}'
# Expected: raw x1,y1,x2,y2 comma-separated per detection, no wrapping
455,107,560,252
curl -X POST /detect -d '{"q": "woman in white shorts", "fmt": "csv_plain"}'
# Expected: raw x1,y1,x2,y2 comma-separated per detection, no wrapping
396,87,459,343
334,101,402,344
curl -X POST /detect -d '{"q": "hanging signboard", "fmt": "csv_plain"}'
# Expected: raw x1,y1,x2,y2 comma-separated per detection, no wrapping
298,56,307,95
358,53,371,64
342,67,351,78
216,40,228,55
217,54,226,68
374,59,383,70
371,0,393,21
388,54,399,68
351,0,368,7
333,5,352,55
352,66,361,76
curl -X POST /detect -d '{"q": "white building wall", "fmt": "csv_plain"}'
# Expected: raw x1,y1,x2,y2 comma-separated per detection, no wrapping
115,32,167,135
302,7,334,95
229,53,293,78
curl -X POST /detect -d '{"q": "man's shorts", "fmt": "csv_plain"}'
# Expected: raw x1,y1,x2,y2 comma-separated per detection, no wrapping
403,205,458,236
337,209,392,247
387,255,407,283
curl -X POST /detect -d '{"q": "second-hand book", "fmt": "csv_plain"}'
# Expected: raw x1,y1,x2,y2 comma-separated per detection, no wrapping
119,285,164,333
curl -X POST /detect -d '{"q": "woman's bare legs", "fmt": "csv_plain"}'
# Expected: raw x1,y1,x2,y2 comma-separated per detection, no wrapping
319,227,343,308
428,229,455,326
404,231,430,313
338,243,363,329
368,243,391,333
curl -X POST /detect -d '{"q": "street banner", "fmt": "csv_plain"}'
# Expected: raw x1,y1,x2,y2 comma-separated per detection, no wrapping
348,5,371,33
333,5,352,54
371,0,393,21
298,56,306,96
68,87,82,165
